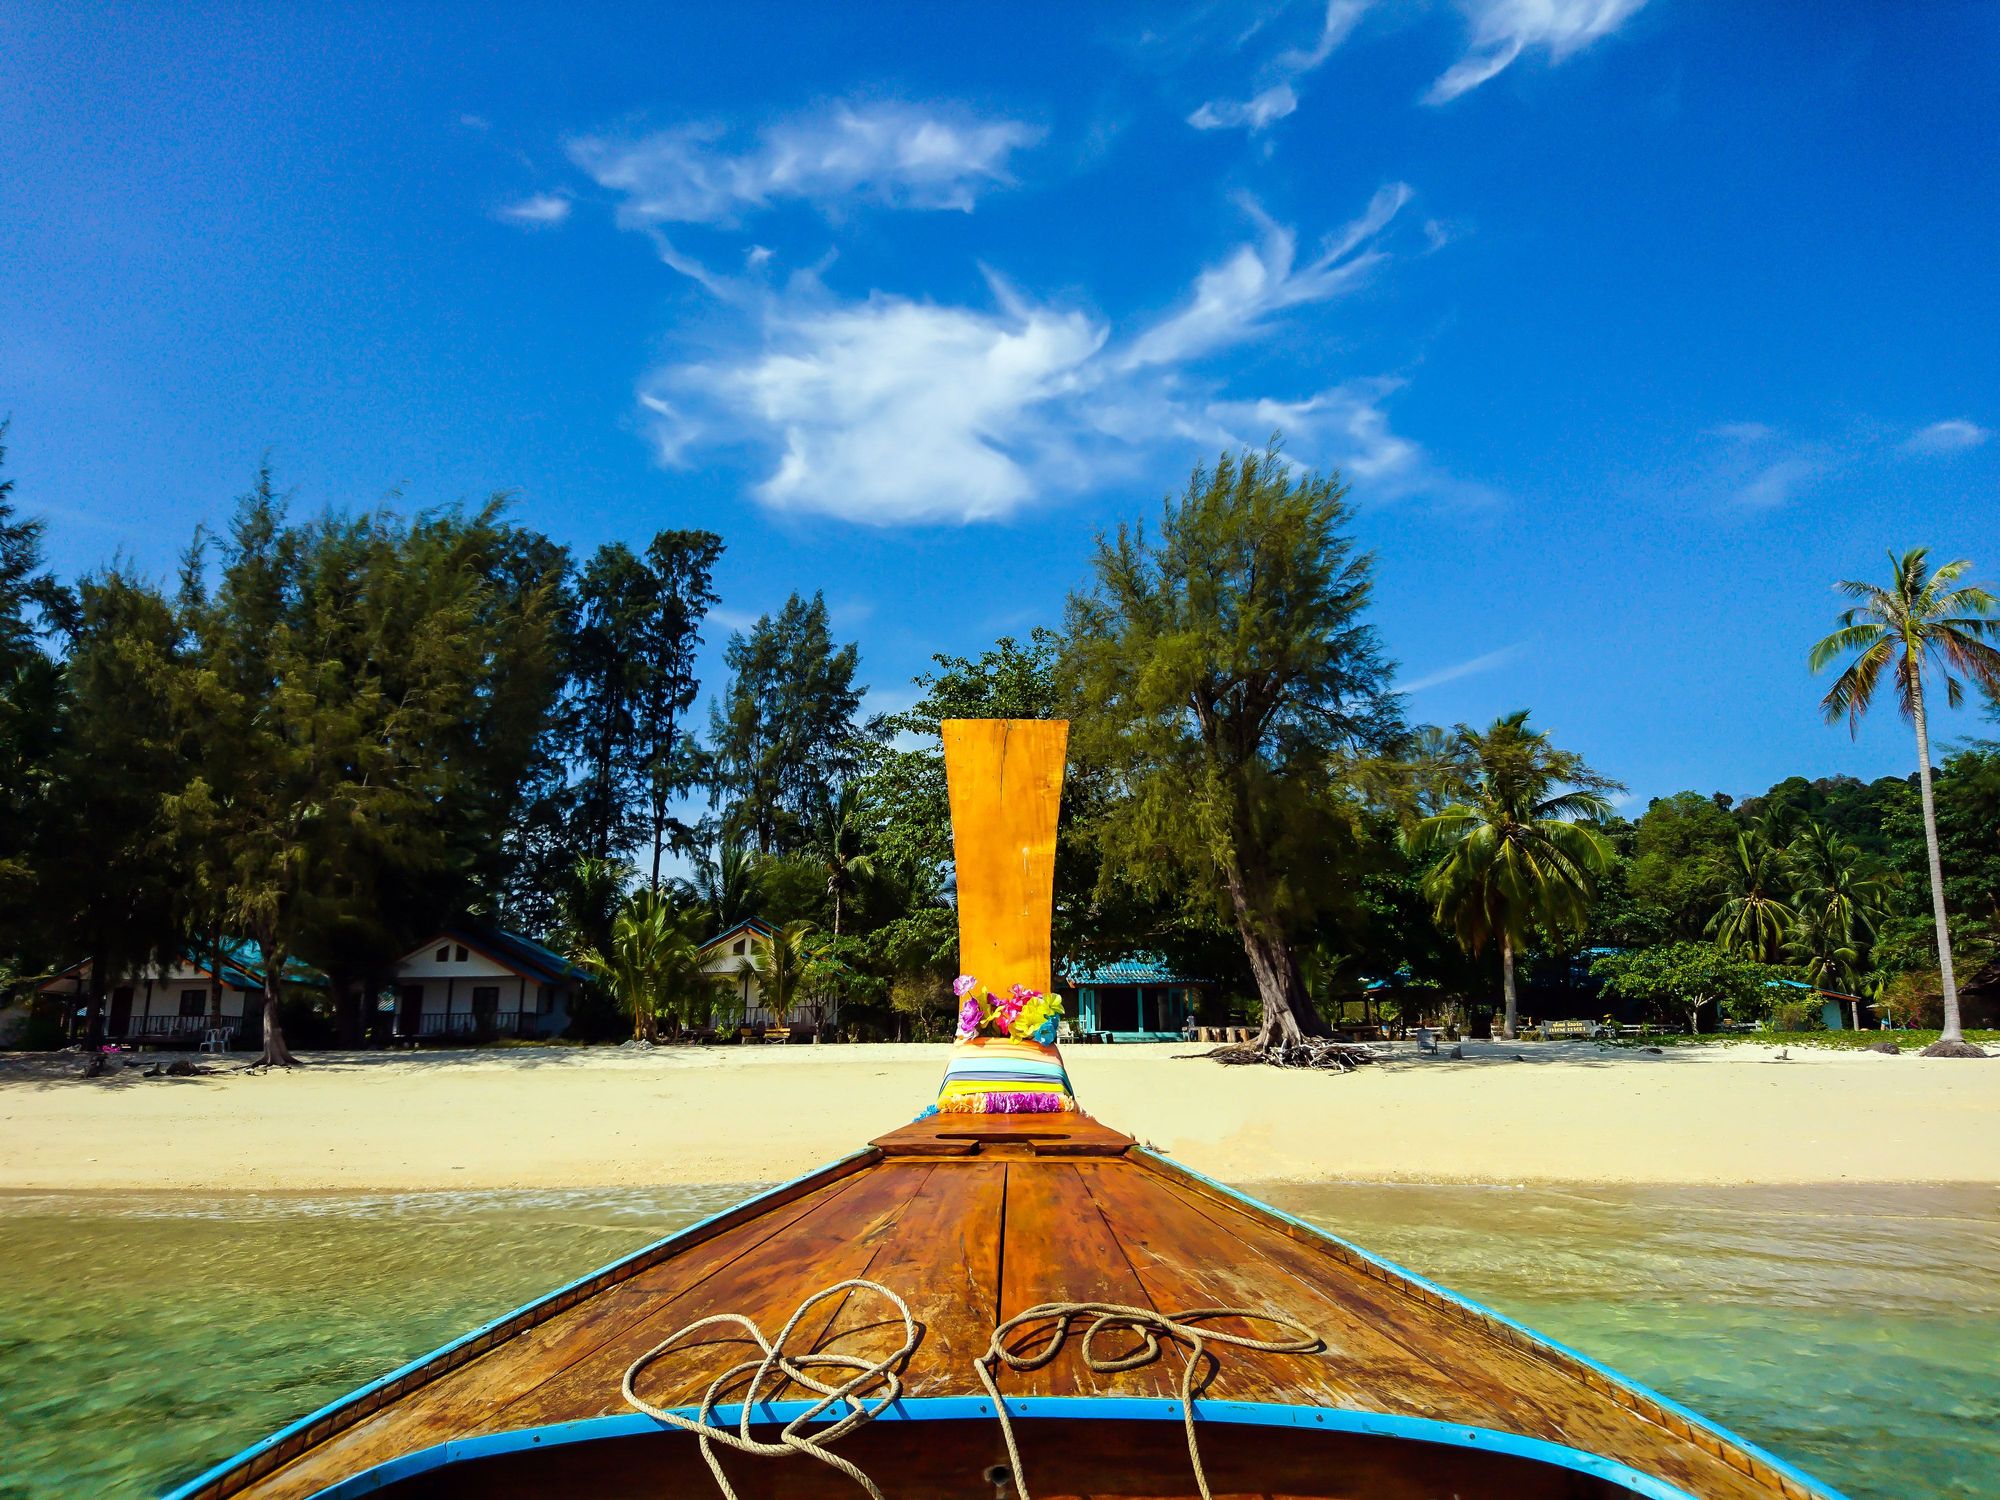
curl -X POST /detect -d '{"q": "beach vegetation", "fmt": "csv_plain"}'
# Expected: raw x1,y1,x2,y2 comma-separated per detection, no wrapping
1062,445,1401,1050
1406,712,1618,1040
1809,549,2000,1054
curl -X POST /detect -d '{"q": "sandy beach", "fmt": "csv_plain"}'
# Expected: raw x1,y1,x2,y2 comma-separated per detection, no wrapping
3,1040,1995,1192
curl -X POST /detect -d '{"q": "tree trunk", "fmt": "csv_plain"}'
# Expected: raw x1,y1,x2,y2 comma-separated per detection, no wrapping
1909,673,1964,1044
208,921,225,1027
250,940,301,1068
1500,934,1519,1041
1223,861,1328,1047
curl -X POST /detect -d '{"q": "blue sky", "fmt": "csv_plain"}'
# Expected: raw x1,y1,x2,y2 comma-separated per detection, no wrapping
4,1,1998,809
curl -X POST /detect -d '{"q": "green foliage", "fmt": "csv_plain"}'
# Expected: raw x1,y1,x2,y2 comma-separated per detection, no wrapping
708,592,863,854
1705,829,1796,962
1591,942,1789,1032
1064,445,1399,1041
1626,791,1740,938
575,888,720,1041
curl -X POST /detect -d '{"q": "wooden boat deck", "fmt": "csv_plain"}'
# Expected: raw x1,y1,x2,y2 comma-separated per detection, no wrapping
182,1112,1833,1500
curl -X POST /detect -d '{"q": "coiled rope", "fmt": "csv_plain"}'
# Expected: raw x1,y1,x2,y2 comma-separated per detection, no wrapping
623,1283,1323,1500
620,1278,918,1500
974,1302,1325,1500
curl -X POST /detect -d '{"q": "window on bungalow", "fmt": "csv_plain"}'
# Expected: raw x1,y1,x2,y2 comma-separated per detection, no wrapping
732,939,746,954
436,946,450,962
179,989,206,1017
455,945,469,962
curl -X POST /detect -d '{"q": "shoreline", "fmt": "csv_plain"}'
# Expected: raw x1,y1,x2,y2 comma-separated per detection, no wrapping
3,1040,1996,1194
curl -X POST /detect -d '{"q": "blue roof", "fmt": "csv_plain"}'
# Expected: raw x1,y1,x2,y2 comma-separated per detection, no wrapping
700,915,777,953
1062,955,1206,986
446,925,587,986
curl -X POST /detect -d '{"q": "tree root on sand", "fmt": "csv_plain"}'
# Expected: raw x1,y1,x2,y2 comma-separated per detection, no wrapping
1200,1039,1382,1072
1919,1040,1990,1058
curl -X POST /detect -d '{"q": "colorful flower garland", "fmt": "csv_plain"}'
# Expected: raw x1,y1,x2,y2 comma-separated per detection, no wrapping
953,975,1064,1045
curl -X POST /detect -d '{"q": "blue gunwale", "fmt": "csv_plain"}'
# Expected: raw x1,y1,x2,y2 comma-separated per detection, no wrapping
161,1138,1849,1500
161,1151,874,1500
299,1396,1707,1500
1131,1148,1848,1500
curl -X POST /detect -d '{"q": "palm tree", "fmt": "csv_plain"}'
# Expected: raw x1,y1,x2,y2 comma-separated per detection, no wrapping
1785,822,1891,1022
1706,829,1795,962
1406,711,1618,1040
809,783,875,936
1809,548,2000,1051
578,886,676,1042
736,918,816,1028
687,834,762,932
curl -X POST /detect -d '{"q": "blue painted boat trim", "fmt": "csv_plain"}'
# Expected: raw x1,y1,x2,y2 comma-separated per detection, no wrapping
1134,1149,1849,1500
162,1142,1848,1500
160,1152,873,1500
297,1396,1705,1500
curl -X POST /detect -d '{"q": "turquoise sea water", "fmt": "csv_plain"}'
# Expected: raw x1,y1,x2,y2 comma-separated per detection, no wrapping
0,1181,1992,1498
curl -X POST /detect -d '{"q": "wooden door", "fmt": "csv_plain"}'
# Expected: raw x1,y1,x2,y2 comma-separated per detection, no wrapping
108,986,134,1038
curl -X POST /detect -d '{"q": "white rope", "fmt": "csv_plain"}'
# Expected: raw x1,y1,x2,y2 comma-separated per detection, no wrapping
621,1278,917,1500
975,1302,1325,1500
623,1282,1323,1500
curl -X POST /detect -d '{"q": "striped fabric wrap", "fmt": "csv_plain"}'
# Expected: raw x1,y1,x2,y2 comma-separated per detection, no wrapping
933,1035,1077,1115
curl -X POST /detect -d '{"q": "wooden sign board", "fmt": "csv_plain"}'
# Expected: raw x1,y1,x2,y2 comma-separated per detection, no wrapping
942,719,1068,997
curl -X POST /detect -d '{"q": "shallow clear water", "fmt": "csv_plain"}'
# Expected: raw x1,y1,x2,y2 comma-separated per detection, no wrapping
0,1181,1992,1499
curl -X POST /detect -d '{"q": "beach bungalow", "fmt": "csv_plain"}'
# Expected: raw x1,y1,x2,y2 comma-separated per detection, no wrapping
37,942,320,1046
1062,956,1211,1041
387,927,584,1041
697,916,830,1035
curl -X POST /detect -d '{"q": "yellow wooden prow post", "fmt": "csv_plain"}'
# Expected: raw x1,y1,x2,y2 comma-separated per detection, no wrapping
930,719,1078,1114
943,718,1068,996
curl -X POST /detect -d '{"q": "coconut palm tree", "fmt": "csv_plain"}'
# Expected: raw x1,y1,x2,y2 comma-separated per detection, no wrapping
687,833,762,933
1784,821,1891,1019
736,918,816,1029
1707,829,1795,962
579,886,676,1043
1406,711,1618,1040
1809,548,2000,1052
808,782,875,936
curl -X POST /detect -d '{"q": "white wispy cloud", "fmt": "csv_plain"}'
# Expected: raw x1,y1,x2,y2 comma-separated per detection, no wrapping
1905,418,1990,454
1426,0,1648,105
1189,0,1372,132
1401,643,1523,693
568,100,1041,226
1734,456,1817,509
632,187,1446,525
496,192,572,227
1120,184,1410,368
1710,420,1773,443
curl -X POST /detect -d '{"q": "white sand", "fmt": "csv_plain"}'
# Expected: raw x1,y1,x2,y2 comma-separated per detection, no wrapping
1,1040,1994,1192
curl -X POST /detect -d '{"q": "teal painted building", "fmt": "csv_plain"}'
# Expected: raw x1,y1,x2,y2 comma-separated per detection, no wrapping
1063,957,1210,1041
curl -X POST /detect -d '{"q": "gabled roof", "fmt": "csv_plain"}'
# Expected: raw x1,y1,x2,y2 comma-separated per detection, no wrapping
699,915,776,956
401,925,586,987
36,943,317,994
1061,955,1207,986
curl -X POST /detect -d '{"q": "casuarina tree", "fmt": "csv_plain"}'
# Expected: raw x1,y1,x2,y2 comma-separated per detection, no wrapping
1810,548,2000,1054
1064,445,1401,1049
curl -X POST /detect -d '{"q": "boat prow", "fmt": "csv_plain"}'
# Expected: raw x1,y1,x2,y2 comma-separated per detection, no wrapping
169,1110,1842,1500
168,718,1846,1500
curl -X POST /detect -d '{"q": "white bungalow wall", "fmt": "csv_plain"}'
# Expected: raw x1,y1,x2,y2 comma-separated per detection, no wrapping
44,960,258,1024
389,942,568,1034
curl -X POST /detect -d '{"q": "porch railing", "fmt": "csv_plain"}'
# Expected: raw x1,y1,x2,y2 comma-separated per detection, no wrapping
410,1011,538,1039
112,1014,242,1041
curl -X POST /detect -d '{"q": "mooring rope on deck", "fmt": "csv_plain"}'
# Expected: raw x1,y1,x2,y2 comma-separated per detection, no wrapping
622,1283,1324,1500
620,1278,918,1500
974,1302,1325,1500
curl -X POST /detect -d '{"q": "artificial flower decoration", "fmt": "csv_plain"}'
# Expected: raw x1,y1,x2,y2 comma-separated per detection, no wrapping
951,976,1066,1043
